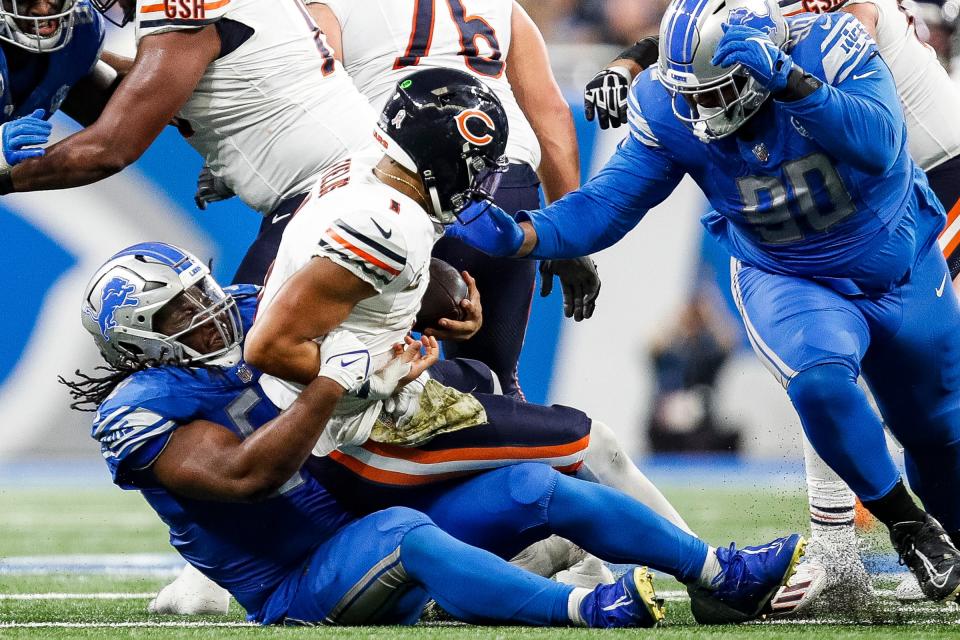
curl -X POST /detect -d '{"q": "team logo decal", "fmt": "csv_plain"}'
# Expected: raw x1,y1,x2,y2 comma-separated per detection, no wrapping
728,4,778,37
455,109,495,146
88,276,140,340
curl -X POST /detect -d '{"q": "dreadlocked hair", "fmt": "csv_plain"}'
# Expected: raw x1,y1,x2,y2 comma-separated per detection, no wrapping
58,361,159,412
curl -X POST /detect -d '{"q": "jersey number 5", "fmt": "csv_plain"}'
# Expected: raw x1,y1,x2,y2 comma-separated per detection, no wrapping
395,0,505,78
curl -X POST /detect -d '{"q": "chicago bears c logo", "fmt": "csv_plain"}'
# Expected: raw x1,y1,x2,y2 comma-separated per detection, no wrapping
455,110,495,146
89,276,140,340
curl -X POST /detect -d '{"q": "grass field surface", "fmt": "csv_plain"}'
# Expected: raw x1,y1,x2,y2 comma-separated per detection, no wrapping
2,470,958,638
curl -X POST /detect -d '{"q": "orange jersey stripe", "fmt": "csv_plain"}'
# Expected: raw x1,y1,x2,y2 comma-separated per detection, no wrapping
359,435,591,465
141,0,230,14
941,198,960,258
328,451,587,486
327,229,401,276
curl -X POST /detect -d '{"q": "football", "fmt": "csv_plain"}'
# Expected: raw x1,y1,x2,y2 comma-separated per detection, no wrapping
414,258,469,332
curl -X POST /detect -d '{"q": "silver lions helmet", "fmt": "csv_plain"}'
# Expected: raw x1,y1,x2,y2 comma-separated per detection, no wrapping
658,0,789,139
81,242,242,368
0,0,80,53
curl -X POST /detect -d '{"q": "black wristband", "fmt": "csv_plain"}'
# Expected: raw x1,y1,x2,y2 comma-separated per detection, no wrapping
0,170,14,195
616,36,659,71
773,66,822,102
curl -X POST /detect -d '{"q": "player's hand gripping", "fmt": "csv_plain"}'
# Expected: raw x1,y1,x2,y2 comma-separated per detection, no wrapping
584,67,632,129
360,335,441,401
445,201,525,257
194,164,236,210
0,109,51,171
539,257,601,321
317,329,372,393
712,23,793,93
422,272,482,341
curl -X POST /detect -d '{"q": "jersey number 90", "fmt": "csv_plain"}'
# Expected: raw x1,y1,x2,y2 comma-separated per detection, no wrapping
395,0,505,78
737,153,856,244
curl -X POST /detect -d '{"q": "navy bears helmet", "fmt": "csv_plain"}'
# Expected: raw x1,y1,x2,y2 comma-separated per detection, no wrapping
376,68,509,225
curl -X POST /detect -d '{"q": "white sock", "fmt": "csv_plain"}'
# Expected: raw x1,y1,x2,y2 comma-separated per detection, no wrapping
510,535,585,577
804,438,858,552
696,546,722,589
566,587,591,626
578,421,695,534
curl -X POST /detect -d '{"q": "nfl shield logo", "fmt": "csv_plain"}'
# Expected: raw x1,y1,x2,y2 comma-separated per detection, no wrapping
752,143,770,163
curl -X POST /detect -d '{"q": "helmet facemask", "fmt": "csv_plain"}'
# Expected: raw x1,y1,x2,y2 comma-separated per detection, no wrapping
87,0,131,26
660,65,769,140
425,152,509,225
0,0,78,53
152,276,243,367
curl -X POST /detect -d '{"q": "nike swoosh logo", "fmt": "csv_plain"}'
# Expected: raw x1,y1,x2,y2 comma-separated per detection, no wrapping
272,213,292,224
937,273,948,298
371,218,393,239
600,595,634,612
916,549,954,589
339,357,362,367
852,70,878,80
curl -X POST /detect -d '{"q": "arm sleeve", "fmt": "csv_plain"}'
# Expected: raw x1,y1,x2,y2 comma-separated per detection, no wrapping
518,134,683,259
780,17,902,175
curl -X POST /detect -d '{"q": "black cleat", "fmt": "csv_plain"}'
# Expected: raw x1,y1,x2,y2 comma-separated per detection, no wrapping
890,514,960,602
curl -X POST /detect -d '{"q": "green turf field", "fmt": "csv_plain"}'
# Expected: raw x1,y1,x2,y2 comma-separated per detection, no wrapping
2,483,958,639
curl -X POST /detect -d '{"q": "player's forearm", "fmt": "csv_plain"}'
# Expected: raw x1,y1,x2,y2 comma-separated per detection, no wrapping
227,377,344,500
778,64,902,175
244,334,321,386
7,132,135,192
517,137,676,258
534,110,580,203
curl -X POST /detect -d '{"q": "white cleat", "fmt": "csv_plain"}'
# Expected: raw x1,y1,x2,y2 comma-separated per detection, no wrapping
894,574,925,602
148,563,231,615
768,558,829,617
554,555,616,589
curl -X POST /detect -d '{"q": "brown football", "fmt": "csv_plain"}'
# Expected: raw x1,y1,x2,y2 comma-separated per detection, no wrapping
414,258,469,332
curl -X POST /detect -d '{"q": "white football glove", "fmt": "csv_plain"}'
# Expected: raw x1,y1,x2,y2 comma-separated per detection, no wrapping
317,329,371,393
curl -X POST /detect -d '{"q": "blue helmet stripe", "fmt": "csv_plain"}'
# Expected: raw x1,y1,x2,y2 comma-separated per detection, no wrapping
110,242,194,274
664,0,712,70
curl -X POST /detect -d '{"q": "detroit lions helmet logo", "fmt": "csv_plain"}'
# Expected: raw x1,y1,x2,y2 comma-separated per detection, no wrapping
87,276,140,340
728,4,778,36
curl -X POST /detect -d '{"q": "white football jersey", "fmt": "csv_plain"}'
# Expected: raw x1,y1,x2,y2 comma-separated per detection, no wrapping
134,0,377,213
259,153,440,369
310,0,541,170
783,0,960,170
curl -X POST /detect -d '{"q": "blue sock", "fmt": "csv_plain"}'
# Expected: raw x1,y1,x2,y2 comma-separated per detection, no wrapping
788,363,900,501
548,473,709,584
400,523,574,625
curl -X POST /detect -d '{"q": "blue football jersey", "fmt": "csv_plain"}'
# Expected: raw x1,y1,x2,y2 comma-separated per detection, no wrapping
91,285,355,618
524,13,944,289
0,1,104,121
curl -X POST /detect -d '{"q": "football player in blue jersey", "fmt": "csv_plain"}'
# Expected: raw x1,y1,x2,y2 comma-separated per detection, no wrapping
63,240,805,626
447,0,960,606
0,0,119,177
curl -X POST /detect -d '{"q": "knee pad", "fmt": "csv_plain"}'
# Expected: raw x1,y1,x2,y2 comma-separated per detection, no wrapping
506,463,560,508
788,363,859,410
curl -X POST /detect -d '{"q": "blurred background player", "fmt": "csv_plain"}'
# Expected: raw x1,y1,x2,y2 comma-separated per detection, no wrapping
305,0,602,397
583,0,960,606
0,0,375,286
66,241,805,628
447,0,960,610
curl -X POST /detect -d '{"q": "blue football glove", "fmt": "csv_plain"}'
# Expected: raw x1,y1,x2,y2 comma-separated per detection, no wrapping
444,200,525,257
711,23,793,93
0,109,51,170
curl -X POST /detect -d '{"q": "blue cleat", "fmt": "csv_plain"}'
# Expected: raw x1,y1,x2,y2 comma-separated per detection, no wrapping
580,566,665,628
689,534,806,624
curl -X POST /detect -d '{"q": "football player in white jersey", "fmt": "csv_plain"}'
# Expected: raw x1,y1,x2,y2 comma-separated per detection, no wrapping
306,0,602,398
0,0,376,285
583,0,960,614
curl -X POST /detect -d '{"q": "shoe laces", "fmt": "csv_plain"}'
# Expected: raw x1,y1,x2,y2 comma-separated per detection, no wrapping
718,543,748,590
